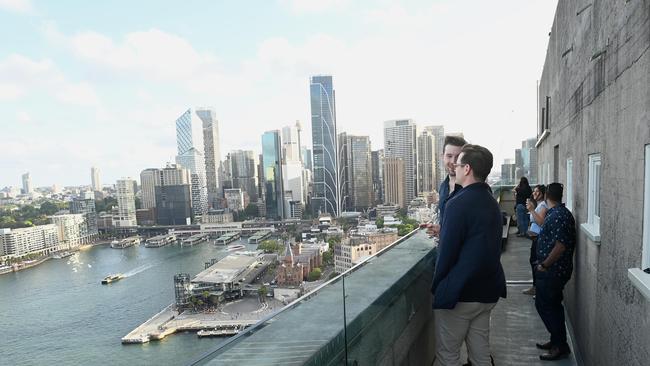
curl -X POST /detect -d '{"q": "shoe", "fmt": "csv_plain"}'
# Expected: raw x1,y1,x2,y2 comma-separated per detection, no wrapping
539,346,571,361
536,341,552,350
522,286,536,295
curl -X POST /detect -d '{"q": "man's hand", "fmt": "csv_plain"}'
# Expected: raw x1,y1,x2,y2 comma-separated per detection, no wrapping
431,224,440,237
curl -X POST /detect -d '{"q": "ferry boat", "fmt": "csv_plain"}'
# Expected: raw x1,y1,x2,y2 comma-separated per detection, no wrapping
226,244,246,252
52,251,74,259
101,273,124,284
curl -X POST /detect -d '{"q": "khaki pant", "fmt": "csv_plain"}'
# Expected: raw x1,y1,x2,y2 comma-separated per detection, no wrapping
434,302,497,366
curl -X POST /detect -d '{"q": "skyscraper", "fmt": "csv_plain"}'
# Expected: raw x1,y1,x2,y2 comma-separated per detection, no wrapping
140,168,158,209
417,130,437,194
21,172,32,195
196,108,223,208
338,132,351,212
348,136,373,210
384,119,417,203
262,130,284,219
384,158,406,208
371,149,384,204
310,75,339,217
424,125,445,189
91,167,101,192
228,150,259,203
301,147,313,171
154,164,192,225
115,178,137,227
175,109,208,219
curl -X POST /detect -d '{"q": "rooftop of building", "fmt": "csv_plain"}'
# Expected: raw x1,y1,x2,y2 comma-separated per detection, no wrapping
192,254,259,285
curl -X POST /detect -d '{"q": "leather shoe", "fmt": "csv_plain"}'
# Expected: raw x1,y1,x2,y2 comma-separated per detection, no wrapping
535,341,552,350
539,346,571,361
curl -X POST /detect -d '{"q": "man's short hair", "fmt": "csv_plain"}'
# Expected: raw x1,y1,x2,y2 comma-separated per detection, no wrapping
443,135,468,151
459,144,493,182
547,183,564,202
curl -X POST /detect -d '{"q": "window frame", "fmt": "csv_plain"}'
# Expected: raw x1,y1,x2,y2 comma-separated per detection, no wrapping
566,159,574,212
641,144,650,269
583,154,601,241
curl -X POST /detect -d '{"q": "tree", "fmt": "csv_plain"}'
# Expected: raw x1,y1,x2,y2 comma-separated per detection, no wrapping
39,201,61,215
376,217,384,228
308,268,322,281
258,239,284,253
327,236,341,247
322,249,334,266
258,285,268,302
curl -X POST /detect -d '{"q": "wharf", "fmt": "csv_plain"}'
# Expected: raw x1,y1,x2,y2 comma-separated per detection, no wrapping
247,231,271,244
122,300,277,344
215,232,240,245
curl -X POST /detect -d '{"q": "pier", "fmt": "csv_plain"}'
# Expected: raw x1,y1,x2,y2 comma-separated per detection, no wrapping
247,231,271,244
145,233,176,248
122,298,281,344
181,233,209,246
215,232,240,245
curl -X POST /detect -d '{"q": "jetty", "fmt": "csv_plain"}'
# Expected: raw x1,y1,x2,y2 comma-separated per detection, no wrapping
247,231,271,244
215,232,240,245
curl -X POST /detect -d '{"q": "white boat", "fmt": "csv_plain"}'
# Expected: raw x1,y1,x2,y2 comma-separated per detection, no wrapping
101,273,124,284
226,244,246,251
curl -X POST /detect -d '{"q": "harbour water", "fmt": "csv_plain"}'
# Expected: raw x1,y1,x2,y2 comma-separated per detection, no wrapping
0,240,255,365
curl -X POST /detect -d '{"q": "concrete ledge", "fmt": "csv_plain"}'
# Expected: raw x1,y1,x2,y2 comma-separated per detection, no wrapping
579,223,601,243
628,268,650,301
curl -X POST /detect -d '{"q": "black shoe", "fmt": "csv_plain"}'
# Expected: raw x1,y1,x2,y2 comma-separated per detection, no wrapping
536,341,552,350
462,355,495,366
539,346,571,361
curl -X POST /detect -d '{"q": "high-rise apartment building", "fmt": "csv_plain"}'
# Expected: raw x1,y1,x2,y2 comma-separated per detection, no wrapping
310,75,339,217
70,198,98,237
196,108,223,208
341,135,373,211
424,125,445,189
384,120,417,204
262,130,284,219
175,109,209,218
49,214,90,249
154,164,192,225
140,168,158,209
0,225,60,258
91,167,101,192
417,130,437,194
228,150,259,203
21,172,32,195
282,123,306,205
371,150,384,205
115,178,137,227
301,147,313,171
383,158,406,208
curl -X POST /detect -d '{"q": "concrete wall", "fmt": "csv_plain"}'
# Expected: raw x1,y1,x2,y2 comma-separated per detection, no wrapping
537,1,650,365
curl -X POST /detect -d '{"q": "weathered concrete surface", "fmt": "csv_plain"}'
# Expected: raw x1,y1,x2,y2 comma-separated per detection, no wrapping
537,1,650,365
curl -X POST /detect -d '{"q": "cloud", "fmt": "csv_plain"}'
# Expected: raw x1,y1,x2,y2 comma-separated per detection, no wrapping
279,0,350,14
16,111,31,123
0,0,33,14
55,82,100,107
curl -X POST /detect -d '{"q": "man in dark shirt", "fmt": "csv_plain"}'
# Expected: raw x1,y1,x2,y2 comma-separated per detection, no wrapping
432,135,467,236
431,144,506,366
534,182,576,361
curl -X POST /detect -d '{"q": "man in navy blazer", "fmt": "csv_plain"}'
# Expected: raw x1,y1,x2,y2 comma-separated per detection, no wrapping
431,144,506,366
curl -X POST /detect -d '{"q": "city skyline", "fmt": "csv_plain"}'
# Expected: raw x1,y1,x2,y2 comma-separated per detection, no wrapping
0,1,558,187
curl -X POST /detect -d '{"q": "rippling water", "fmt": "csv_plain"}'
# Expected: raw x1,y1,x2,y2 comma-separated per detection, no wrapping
0,240,252,365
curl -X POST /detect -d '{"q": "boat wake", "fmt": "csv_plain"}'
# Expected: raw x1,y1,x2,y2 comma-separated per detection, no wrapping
123,263,154,277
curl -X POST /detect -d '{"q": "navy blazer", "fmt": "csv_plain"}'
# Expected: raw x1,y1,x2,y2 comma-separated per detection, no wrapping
431,182,507,309
437,175,462,224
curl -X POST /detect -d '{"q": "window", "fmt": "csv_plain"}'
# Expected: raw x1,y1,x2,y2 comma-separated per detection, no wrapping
641,145,650,269
581,154,601,242
566,159,574,212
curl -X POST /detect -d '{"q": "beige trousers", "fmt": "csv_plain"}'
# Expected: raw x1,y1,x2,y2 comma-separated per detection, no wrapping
434,302,497,366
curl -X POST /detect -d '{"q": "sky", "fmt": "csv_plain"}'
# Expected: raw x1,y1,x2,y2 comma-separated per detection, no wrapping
0,0,559,188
